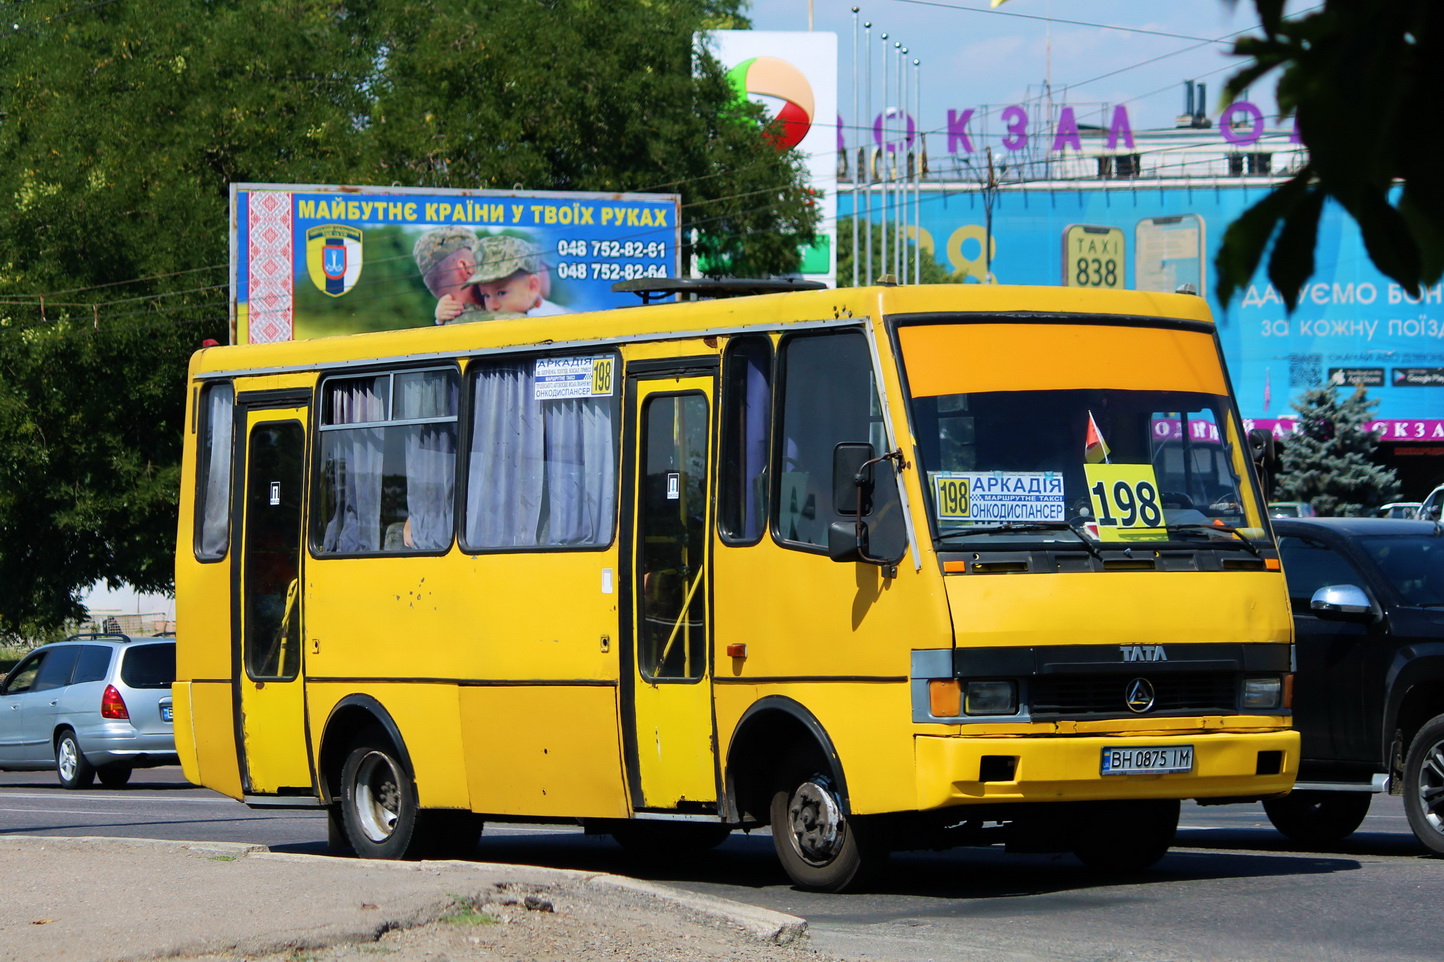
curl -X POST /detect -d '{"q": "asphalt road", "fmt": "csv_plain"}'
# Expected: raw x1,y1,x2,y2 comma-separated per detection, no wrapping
2,767,1440,961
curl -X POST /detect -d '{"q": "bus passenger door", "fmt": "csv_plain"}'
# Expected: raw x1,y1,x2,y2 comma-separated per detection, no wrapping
623,374,718,810
234,404,313,795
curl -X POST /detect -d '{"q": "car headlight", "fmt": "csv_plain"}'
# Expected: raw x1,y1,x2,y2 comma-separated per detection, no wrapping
1242,676,1282,710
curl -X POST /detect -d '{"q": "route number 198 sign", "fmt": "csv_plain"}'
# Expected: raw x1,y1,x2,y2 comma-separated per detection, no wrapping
1063,224,1125,289
1083,463,1168,542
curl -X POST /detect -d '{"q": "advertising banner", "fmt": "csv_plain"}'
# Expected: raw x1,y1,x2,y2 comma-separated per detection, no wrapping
842,184,1444,438
703,30,838,287
231,184,681,344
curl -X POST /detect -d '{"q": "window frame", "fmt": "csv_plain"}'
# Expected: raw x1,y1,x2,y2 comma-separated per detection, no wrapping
771,328,880,555
716,335,774,547
194,381,235,563
309,363,462,559
636,389,711,684
457,349,623,555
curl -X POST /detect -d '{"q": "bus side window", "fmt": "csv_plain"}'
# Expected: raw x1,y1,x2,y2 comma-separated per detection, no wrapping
717,336,772,544
776,331,874,549
195,382,234,561
461,354,619,550
313,369,459,555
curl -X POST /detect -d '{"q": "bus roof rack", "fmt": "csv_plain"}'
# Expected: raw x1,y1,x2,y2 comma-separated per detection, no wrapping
612,276,828,305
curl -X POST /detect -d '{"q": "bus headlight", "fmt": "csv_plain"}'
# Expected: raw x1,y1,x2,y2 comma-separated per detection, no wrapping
1241,676,1283,710
964,680,1018,716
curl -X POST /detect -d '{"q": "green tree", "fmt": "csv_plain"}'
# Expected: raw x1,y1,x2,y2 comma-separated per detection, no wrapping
1272,384,1401,516
0,0,815,634
835,217,968,286
0,0,376,635
1217,1,1444,310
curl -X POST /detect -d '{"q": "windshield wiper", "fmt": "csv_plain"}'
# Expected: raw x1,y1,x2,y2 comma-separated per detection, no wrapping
938,521,1103,558
1168,522,1263,558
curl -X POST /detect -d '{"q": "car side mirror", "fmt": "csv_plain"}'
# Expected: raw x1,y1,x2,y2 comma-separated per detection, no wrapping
1310,584,1374,621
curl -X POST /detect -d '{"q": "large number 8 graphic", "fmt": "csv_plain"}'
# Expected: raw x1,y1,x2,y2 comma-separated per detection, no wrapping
1111,479,1162,527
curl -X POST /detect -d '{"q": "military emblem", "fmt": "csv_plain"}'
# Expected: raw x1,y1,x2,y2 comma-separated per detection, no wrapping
305,225,363,297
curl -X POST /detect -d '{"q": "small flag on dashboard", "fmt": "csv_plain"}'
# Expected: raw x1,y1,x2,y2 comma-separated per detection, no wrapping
1084,411,1111,464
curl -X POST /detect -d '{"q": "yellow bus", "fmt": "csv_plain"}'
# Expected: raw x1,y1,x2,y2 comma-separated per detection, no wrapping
174,280,1297,891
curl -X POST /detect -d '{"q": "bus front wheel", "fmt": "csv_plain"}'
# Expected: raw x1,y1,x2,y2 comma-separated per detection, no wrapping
339,737,427,859
769,765,889,892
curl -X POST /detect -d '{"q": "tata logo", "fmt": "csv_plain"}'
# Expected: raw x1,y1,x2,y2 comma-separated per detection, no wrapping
1120,645,1167,663
1125,678,1157,713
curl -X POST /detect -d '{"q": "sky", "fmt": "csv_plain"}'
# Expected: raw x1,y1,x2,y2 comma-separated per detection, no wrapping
747,0,1307,149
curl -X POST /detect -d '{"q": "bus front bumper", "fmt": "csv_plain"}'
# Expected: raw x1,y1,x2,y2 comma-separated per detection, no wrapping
914,729,1299,809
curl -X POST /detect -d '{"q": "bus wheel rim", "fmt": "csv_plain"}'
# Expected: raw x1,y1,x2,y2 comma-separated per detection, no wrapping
354,751,403,843
787,780,844,865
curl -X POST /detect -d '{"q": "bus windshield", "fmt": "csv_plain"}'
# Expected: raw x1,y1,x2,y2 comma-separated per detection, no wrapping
896,318,1266,546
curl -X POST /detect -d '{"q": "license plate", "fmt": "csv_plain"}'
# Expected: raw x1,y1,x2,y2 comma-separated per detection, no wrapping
1100,745,1193,775
161,704,173,722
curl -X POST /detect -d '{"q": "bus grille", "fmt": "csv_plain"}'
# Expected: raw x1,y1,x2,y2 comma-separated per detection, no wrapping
1029,673,1238,716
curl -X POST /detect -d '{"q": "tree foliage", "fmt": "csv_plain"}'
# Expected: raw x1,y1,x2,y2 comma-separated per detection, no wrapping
0,0,816,634
1272,385,1401,516
1217,0,1444,310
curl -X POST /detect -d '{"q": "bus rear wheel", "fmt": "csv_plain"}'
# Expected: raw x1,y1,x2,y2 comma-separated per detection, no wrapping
339,737,428,859
769,766,888,892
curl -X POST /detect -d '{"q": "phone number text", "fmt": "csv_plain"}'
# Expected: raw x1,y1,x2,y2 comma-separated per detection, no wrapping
557,239,669,259
556,261,670,281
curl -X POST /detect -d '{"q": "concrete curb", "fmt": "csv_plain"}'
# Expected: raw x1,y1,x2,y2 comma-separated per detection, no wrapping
246,848,808,944
1,836,809,949
589,874,809,944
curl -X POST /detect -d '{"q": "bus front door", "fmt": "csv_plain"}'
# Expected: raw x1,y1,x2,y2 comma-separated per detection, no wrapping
234,405,313,796
624,375,717,810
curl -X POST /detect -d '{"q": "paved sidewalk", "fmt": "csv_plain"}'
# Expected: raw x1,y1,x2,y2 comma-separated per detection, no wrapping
0,835,811,962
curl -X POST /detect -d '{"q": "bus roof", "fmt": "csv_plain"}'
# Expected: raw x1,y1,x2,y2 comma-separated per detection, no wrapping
198,283,1215,380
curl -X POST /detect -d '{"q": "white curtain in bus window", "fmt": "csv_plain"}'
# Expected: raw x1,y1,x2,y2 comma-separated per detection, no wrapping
396,372,457,551
316,371,457,554
196,383,234,560
465,358,617,549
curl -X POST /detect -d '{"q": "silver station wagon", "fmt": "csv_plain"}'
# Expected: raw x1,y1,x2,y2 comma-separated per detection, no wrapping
0,633,177,788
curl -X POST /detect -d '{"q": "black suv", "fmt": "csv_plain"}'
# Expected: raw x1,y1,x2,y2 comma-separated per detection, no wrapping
1269,517,1444,852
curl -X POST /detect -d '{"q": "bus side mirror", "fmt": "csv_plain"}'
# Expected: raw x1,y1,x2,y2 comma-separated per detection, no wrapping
832,442,875,516
828,519,867,563
1248,428,1281,500
828,443,906,570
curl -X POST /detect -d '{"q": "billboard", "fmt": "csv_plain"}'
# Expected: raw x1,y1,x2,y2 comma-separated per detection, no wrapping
231,184,681,344
703,30,838,287
842,183,1444,440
